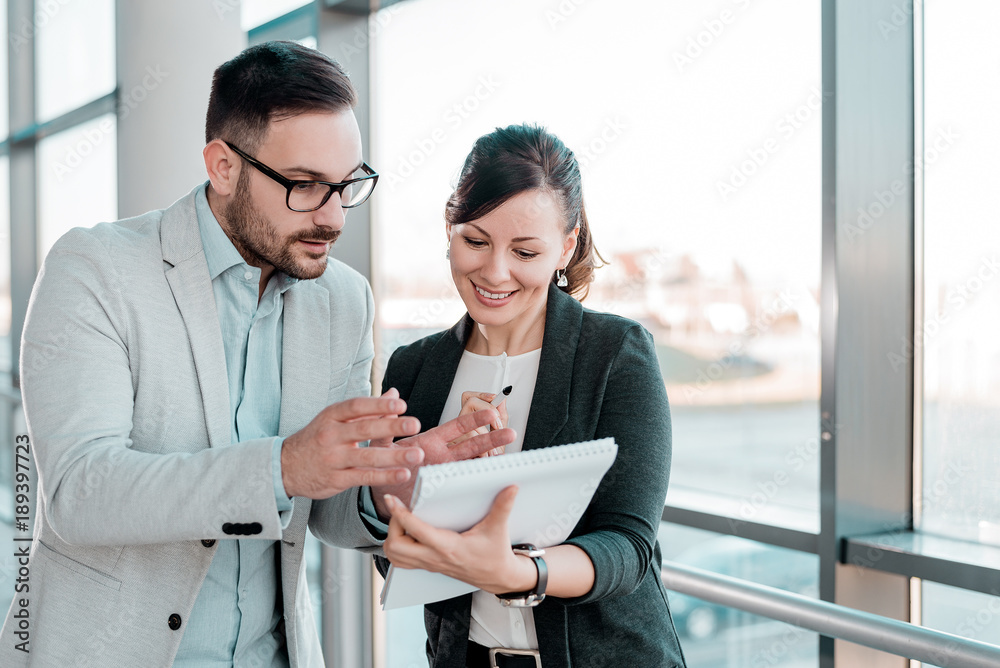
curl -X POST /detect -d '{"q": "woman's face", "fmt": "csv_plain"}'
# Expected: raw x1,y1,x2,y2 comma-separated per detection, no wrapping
448,189,578,332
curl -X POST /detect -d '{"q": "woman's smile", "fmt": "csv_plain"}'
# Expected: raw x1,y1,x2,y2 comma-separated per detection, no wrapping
472,282,518,306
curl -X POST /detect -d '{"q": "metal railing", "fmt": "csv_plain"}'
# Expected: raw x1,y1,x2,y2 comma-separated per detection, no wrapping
662,561,1000,668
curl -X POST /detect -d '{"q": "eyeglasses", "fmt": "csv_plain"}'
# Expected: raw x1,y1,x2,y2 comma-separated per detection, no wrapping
224,141,379,211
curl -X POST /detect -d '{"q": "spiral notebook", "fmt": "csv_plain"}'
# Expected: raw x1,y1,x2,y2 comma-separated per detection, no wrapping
379,437,618,610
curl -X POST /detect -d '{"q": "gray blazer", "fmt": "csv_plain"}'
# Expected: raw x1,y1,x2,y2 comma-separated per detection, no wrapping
0,186,381,667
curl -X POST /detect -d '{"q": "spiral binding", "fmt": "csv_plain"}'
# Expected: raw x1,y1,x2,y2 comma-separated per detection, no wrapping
413,437,617,498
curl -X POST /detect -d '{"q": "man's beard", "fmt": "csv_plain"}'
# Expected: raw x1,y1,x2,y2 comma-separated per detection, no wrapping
222,171,341,280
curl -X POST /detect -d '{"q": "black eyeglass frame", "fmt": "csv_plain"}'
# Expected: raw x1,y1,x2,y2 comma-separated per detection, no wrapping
224,140,379,211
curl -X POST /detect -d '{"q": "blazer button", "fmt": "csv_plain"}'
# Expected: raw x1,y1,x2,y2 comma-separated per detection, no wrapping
168,613,182,630
201,539,216,548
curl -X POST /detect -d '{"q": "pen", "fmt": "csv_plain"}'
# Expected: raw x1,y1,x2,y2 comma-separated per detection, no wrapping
487,385,512,440
491,385,512,407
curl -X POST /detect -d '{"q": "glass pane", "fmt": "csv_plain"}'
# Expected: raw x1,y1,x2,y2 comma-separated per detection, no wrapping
382,605,426,668
921,0,1000,542
920,581,1000,667
37,114,118,264
35,0,116,122
0,156,9,371
371,3,821,661
372,0,821,518
0,154,11,622
241,0,313,31
661,524,818,666
305,532,323,634
0,4,8,134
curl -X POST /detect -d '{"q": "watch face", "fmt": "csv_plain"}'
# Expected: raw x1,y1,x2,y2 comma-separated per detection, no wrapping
498,593,545,608
511,544,545,558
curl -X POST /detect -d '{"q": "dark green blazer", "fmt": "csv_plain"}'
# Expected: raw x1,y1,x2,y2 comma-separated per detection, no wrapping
380,284,687,668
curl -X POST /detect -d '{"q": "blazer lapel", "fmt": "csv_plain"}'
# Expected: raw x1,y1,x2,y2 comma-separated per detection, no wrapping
279,281,331,434
161,187,232,450
521,284,583,451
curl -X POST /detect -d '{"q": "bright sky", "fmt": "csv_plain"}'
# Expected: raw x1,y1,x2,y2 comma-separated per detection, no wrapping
371,0,823,289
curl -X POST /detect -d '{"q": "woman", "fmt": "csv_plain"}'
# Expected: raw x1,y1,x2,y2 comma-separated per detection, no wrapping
379,124,686,668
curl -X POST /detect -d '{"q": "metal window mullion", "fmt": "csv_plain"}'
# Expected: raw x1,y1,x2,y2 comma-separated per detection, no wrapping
819,0,838,664
831,1,916,666
317,8,376,668
248,2,319,46
660,506,819,554
910,2,926,643
10,92,116,146
8,0,38,385
843,537,1000,597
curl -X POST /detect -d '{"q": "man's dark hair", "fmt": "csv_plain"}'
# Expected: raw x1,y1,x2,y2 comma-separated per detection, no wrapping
205,41,357,152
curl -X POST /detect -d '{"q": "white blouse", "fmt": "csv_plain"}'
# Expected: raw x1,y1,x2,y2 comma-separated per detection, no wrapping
438,348,542,650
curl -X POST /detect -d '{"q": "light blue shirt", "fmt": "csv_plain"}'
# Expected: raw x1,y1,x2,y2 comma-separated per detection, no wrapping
174,184,296,667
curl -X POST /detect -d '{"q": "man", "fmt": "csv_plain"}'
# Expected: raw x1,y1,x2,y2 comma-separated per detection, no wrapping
0,41,511,667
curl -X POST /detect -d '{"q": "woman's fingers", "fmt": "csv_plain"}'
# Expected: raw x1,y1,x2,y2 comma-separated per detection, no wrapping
383,495,452,569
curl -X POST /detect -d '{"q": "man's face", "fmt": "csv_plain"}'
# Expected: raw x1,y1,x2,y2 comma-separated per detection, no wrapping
223,110,363,280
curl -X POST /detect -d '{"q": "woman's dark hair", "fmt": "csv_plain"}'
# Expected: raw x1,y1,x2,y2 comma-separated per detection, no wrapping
445,124,604,299
205,41,357,152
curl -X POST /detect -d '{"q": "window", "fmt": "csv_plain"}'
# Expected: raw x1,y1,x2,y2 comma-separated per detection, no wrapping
1,5,118,619
35,0,116,122
921,581,1000,655
0,3,8,134
919,0,1000,547
372,1,820,665
0,154,11,619
0,156,9,372
373,0,821,528
660,524,818,666
242,0,314,32
37,115,118,264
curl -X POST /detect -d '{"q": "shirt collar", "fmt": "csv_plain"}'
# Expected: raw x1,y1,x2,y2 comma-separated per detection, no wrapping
195,182,299,292
196,182,247,280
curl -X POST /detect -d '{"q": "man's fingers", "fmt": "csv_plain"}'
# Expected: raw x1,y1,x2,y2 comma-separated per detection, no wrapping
334,414,421,444
323,395,407,422
340,443,424,469
332,467,412,490
447,428,515,461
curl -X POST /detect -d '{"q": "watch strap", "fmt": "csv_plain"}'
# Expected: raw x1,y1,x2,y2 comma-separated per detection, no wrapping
498,544,547,607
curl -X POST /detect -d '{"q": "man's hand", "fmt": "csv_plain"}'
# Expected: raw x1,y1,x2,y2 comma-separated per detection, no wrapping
371,406,516,518
281,390,426,499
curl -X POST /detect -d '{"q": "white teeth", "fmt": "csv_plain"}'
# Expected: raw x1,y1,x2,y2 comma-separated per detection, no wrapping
475,286,513,300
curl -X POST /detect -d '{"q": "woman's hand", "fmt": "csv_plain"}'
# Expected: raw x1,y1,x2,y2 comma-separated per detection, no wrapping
454,391,509,457
382,486,538,596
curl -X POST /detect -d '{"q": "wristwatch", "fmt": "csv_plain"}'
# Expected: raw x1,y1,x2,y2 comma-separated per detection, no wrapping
497,544,547,607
